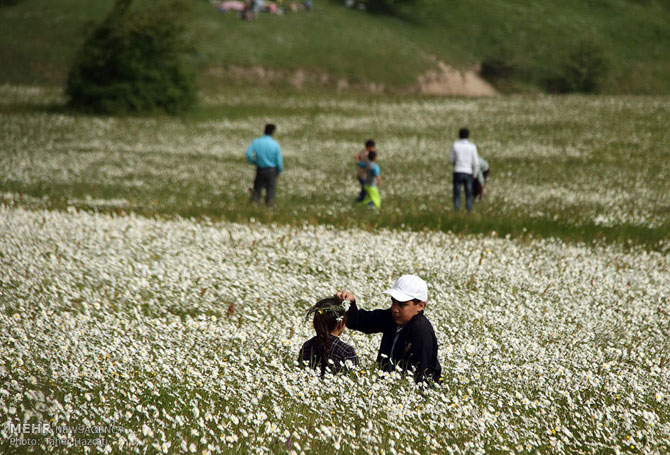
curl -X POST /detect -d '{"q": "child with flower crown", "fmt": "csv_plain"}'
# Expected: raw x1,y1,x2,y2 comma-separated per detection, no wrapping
299,297,359,376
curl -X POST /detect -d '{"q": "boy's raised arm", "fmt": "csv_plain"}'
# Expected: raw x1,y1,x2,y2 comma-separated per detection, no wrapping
336,291,393,334
347,301,393,334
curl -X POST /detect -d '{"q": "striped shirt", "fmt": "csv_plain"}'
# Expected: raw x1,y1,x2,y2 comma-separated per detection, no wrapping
299,335,359,374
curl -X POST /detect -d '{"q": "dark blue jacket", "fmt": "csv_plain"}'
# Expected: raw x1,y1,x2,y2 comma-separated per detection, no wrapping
346,301,441,383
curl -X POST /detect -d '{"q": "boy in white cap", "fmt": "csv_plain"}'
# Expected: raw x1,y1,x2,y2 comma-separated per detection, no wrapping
336,275,441,383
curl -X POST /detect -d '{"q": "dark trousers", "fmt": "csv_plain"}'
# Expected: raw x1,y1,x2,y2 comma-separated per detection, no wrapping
473,169,489,199
453,172,473,212
355,177,366,202
252,167,277,205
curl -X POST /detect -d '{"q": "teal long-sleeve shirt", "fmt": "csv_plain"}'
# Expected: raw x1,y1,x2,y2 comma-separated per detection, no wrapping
246,135,283,174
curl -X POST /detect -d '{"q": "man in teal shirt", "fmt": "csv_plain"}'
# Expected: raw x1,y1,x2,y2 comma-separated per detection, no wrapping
246,124,283,205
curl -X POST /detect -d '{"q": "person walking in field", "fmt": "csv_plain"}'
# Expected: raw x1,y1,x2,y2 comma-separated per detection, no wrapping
356,150,381,209
246,123,283,206
354,139,376,202
336,274,441,383
450,127,479,212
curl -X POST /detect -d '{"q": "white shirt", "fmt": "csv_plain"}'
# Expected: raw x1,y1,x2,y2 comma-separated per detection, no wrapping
450,139,479,176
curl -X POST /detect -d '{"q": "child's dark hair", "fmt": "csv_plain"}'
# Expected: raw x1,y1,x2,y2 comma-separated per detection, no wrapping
365,139,375,148
264,123,276,135
306,297,348,376
368,150,377,161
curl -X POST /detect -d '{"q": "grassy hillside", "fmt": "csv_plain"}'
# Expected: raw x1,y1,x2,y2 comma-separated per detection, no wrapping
1,0,670,92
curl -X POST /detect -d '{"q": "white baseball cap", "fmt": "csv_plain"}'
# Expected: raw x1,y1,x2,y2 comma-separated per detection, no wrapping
383,275,428,302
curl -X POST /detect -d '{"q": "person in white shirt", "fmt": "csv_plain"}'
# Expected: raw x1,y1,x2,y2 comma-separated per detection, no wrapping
449,128,479,212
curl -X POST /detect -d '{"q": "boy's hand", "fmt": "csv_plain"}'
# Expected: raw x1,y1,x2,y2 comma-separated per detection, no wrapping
335,291,356,303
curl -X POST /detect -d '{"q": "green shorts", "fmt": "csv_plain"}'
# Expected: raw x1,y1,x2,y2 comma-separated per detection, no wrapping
359,185,381,209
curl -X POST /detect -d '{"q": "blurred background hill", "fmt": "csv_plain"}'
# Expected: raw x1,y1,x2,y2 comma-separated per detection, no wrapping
1,0,670,94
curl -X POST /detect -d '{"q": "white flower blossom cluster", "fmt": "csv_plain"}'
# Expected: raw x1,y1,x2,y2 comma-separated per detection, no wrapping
1,206,668,454
1,85,668,230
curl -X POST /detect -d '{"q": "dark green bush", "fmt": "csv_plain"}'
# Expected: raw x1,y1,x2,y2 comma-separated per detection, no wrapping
480,57,516,81
546,35,611,93
480,43,520,83
66,0,196,115
0,0,21,6
353,0,421,14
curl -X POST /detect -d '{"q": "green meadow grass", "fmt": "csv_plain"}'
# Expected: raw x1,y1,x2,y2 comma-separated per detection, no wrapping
0,85,668,250
1,0,670,92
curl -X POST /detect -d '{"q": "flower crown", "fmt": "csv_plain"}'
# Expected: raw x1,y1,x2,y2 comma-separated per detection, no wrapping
305,299,351,322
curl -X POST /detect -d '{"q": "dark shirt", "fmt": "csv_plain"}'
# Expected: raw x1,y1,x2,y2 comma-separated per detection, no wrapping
346,301,441,383
299,334,359,374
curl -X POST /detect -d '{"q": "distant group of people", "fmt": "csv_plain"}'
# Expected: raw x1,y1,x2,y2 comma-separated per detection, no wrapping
244,124,489,210
351,129,489,211
213,0,312,19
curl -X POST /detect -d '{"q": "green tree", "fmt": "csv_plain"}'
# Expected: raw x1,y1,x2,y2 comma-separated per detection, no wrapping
548,35,611,94
359,0,422,14
66,0,196,114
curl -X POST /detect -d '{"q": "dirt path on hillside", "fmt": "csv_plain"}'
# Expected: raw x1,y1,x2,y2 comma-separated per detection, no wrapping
416,61,496,96
208,61,496,96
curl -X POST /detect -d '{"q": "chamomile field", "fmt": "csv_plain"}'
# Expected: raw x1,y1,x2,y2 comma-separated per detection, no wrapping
1,85,669,248
1,85,669,454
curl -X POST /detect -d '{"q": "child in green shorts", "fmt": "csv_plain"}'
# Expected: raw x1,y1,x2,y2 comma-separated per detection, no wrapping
357,150,381,208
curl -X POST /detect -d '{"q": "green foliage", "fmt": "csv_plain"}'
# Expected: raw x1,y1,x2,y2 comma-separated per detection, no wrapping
354,0,438,15
339,0,425,15
361,0,418,14
66,0,196,115
3,0,670,93
480,43,521,86
546,35,611,94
